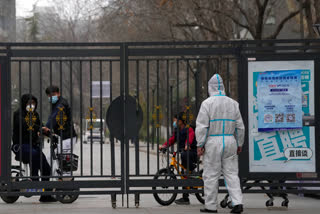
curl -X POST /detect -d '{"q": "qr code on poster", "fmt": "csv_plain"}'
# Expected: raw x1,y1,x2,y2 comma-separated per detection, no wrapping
275,113,284,123
264,114,273,123
286,114,295,123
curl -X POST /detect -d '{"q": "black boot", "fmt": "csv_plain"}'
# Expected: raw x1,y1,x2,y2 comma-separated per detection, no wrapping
200,208,217,213
39,195,57,202
174,197,190,205
230,204,243,213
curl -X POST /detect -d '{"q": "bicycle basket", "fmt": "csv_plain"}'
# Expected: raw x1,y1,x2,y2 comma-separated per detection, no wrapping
58,153,79,172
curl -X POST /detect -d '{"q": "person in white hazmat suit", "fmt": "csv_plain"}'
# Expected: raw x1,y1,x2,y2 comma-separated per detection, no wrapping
195,74,245,213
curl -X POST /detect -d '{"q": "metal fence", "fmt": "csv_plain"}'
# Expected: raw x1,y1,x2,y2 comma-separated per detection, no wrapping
0,40,320,207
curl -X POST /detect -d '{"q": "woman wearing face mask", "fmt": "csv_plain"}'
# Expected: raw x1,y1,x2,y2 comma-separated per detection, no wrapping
158,115,178,150
12,94,56,202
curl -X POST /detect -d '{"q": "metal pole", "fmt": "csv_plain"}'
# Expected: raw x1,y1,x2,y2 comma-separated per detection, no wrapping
146,60,150,174
135,60,140,175
195,60,200,114
152,88,155,150
170,86,173,130
170,85,174,153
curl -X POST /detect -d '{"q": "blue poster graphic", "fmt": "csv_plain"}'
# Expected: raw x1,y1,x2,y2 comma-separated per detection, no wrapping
257,70,302,132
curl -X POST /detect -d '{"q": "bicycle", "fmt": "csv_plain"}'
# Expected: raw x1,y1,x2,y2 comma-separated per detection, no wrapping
1,132,79,204
152,149,205,206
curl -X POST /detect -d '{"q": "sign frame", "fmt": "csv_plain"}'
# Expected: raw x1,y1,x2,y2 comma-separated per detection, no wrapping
239,54,320,179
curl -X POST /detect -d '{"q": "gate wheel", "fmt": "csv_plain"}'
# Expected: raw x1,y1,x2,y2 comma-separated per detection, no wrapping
111,194,116,208
135,193,140,208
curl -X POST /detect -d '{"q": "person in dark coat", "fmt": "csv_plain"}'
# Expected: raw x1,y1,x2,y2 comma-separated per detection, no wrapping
42,86,77,176
42,86,77,141
12,94,56,202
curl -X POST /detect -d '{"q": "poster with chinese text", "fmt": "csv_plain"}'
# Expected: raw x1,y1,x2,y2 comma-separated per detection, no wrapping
248,61,315,172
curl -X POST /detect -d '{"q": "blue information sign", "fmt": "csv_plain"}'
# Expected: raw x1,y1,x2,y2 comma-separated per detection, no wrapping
257,70,302,132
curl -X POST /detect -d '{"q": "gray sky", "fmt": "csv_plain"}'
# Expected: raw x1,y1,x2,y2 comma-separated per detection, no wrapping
16,0,51,17
16,0,106,18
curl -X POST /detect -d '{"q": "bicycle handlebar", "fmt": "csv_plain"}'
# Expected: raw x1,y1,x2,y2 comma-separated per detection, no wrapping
160,148,184,155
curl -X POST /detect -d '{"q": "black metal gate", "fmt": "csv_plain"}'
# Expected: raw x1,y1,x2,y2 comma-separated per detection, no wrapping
0,40,320,207
0,43,126,205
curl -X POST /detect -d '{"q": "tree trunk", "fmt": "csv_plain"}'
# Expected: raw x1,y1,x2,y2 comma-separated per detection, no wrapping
304,0,316,38
314,0,320,23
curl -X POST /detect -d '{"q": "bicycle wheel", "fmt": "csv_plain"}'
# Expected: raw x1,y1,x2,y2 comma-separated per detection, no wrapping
153,168,178,206
195,169,205,204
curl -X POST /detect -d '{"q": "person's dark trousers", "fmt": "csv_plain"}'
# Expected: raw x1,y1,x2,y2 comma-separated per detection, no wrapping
182,187,189,199
21,144,51,181
181,150,197,172
181,150,198,199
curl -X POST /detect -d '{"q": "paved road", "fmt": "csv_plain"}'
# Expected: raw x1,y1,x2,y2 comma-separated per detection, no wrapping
3,142,319,214
0,192,319,214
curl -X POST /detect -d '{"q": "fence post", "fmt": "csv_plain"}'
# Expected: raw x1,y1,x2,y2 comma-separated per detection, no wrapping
0,52,11,187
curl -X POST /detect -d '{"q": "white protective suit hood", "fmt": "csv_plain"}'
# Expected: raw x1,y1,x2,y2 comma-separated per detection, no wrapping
208,74,226,96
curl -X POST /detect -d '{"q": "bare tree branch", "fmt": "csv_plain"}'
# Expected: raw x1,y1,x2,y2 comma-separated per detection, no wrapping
232,0,252,28
262,0,270,11
266,8,302,39
211,9,256,38
303,0,317,38
174,22,228,40
255,0,269,39
314,0,320,23
255,0,262,9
